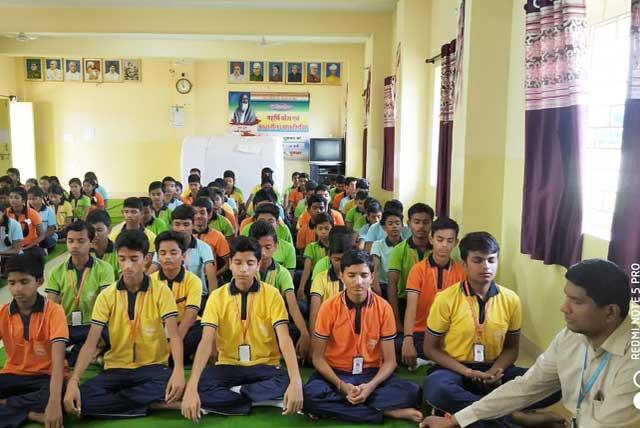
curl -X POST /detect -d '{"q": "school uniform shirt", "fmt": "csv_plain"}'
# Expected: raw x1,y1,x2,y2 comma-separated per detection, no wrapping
370,238,399,285
405,255,466,333
221,203,238,227
153,237,214,295
427,281,522,364
91,276,178,370
95,185,109,201
6,207,42,248
0,216,23,253
194,227,231,260
37,206,57,239
303,241,328,270
387,237,429,299
296,222,317,250
310,268,344,302
297,208,345,229
358,222,373,241
225,197,238,212
294,199,307,219
364,222,412,244
288,188,304,209
345,207,367,232
250,184,282,204
0,294,69,376
240,221,293,244
153,205,173,225
209,214,235,238
150,268,202,323
45,255,115,325
339,196,352,213
314,292,396,373
88,192,105,210
227,188,244,208
144,216,169,236
454,318,640,428
53,201,73,228
258,260,294,294
332,192,346,210
311,256,331,281
201,279,289,367
273,238,296,270
166,197,183,211
69,195,91,220
91,239,120,279
109,222,157,253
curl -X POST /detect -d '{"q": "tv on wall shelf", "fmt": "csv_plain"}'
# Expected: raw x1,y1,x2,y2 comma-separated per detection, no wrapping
309,138,345,183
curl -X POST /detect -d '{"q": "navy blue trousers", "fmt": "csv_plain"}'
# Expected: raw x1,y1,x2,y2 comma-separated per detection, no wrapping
0,374,52,428
303,369,421,424
67,324,110,366
423,364,561,415
394,331,426,360
183,321,202,359
198,364,289,415
79,364,171,418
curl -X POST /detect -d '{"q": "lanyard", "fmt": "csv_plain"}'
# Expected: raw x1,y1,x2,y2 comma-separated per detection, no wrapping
119,290,147,344
578,347,610,410
68,267,91,310
342,292,369,355
463,281,490,343
233,293,253,344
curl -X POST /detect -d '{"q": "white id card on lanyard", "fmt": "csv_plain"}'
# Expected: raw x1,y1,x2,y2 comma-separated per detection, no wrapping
352,356,364,374
71,311,82,327
473,343,485,363
239,344,251,363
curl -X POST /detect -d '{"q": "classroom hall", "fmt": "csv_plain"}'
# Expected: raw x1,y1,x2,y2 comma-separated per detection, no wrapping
0,0,639,427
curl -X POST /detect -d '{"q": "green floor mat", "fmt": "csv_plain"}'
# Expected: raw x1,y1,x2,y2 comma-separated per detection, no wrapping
45,243,67,262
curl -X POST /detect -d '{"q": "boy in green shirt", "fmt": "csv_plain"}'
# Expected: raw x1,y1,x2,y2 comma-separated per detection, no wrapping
141,197,170,236
148,181,173,225
86,209,120,278
345,190,369,233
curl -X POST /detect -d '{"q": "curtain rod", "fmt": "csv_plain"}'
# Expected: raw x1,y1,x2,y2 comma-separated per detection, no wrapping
425,53,442,64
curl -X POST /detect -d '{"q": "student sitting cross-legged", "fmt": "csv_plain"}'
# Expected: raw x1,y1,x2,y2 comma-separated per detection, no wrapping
63,229,185,419
0,254,68,428
180,236,304,420
297,212,333,302
303,250,423,424
295,194,330,251
150,231,203,360
422,232,560,418
86,209,120,279
148,181,173,225
141,196,169,236
45,220,115,366
399,217,466,369
109,197,157,254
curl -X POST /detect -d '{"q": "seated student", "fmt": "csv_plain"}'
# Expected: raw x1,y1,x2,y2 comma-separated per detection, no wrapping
63,230,185,419
199,187,238,234
207,188,236,239
0,254,68,428
181,168,201,197
181,174,201,205
68,178,91,221
7,187,45,257
357,199,382,247
332,176,355,211
421,232,551,418
47,184,73,237
208,178,238,215
0,175,14,190
0,204,23,261
241,202,293,244
180,236,303,420
329,174,345,204
84,172,108,208
247,203,297,272
150,204,216,298
39,176,51,194
193,197,231,278
293,180,317,222
421,259,638,428
148,181,173,225
223,170,245,215
400,217,466,368
310,226,359,282
249,221,310,357
45,220,115,365
371,210,404,300
162,176,183,211
6,167,21,188
27,186,57,253
298,212,333,301
240,188,285,230
150,231,203,360
343,179,369,216
388,203,434,332
296,194,331,251
86,209,119,278
284,171,302,216
24,178,38,192
82,178,105,211
345,191,369,233
304,250,422,423
365,200,410,252
246,166,281,203
175,181,184,199
109,197,157,253
141,197,169,236
246,176,281,217
304,184,345,227
0,186,11,209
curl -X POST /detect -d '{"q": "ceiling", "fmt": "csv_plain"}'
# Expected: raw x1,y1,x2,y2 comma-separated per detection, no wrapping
0,0,397,11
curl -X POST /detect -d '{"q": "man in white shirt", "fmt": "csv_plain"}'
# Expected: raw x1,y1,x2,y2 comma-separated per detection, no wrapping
229,62,245,83
65,61,81,81
104,64,120,82
420,258,640,428
46,60,62,81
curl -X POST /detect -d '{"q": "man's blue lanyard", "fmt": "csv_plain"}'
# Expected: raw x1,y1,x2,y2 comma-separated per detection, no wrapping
578,347,610,410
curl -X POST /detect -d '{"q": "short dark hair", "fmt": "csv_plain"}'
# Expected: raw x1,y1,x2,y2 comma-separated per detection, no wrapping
355,190,369,201
431,217,460,237
381,210,403,225
0,175,12,185
329,229,354,255
383,199,404,213
49,176,61,185
155,230,187,253
254,203,279,220
408,203,434,220
261,177,274,186
139,197,152,208
307,194,326,208
298,172,309,179
315,184,330,193
190,168,201,175
148,181,163,193
9,186,26,201
67,220,96,241
69,177,82,187
210,187,225,201
27,186,45,199
230,236,261,261
211,178,226,189
565,259,630,318
249,219,278,243
6,253,44,279
459,232,500,261
365,199,382,215
291,171,299,179
335,175,345,184
26,178,38,187
196,188,213,200
305,180,318,192
340,249,374,273
193,197,213,214
253,188,277,205
162,176,176,184
47,184,65,196
115,229,149,255
223,170,235,179
311,212,334,229
39,175,50,182
84,171,98,182
345,176,358,185
356,179,370,191
86,209,112,228
171,204,195,222
188,174,201,184
6,167,20,178
123,197,143,211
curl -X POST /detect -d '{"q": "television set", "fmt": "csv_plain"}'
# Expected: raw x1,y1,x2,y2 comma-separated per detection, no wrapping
309,138,344,163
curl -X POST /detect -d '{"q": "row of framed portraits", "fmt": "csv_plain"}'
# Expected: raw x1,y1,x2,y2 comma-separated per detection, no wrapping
228,61,342,85
24,57,142,82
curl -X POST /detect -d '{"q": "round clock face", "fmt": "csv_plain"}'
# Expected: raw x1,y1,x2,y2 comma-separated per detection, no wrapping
176,78,192,94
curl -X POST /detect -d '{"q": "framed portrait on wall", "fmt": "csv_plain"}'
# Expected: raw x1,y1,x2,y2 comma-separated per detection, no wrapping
44,58,63,81
122,59,142,82
104,59,122,82
268,61,284,83
228,61,246,83
83,58,103,82
305,62,322,84
248,61,265,83
64,59,82,82
324,62,342,85
24,58,43,81
285,62,303,85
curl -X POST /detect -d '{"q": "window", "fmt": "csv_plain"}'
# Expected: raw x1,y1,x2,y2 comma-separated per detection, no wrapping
430,65,442,187
582,14,630,240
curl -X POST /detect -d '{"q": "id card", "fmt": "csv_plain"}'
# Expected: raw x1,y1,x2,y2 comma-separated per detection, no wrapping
352,356,364,375
71,311,82,327
239,344,251,363
473,343,485,363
